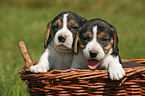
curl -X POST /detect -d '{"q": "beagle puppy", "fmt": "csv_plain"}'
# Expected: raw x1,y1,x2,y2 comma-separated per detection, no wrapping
29,11,87,72
71,18,125,80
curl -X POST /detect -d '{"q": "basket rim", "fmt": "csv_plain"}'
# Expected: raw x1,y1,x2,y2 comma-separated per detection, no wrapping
20,58,145,75
19,59,145,86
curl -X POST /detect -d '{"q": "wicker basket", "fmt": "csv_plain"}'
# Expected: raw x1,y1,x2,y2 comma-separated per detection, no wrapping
19,41,145,96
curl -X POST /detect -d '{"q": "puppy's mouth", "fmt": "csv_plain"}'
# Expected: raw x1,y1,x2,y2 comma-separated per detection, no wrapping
56,44,69,49
87,59,99,70
57,43,70,49
59,42,65,45
55,44,72,52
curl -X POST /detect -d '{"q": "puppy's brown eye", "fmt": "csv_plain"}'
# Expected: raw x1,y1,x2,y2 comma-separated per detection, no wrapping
71,26,78,30
99,38,110,47
102,38,108,42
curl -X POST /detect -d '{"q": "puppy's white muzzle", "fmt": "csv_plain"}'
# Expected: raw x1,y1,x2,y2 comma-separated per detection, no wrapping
83,41,105,61
54,29,73,50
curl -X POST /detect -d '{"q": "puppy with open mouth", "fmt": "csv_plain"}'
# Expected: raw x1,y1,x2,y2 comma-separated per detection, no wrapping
72,18,125,80
29,11,87,72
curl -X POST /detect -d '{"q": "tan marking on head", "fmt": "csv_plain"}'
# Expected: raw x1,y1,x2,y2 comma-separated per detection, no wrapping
98,32,105,38
87,32,93,38
104,38,113,54
68,20,75,26
56,19,62,27
68,19,79,27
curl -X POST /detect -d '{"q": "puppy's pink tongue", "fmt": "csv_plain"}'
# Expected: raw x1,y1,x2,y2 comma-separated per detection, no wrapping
87,59,99,70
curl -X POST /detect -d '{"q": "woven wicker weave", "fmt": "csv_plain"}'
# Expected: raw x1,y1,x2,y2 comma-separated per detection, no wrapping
19,41,145,96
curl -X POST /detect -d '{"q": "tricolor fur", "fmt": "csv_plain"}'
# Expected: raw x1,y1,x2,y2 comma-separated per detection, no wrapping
71,18,125,80
29,11,87,72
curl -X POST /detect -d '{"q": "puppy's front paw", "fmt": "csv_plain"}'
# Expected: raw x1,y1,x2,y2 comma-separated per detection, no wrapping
29,65,47,73
108,62,125,80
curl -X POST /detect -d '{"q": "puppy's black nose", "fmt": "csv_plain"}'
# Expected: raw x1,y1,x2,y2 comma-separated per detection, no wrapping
58,35,66,43
89,51,97,58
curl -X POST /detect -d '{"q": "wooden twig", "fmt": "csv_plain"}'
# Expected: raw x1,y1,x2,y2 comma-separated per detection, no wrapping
18,41,33,68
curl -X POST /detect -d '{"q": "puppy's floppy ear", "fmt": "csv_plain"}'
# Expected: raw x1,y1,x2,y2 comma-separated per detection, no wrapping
73,30,80,55
73,28,85,55
44,21,52,48
111,26,119,56
74,17,87,54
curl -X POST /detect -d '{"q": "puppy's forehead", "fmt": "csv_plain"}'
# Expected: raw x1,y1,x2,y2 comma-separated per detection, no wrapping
52,11,83,25
81,19,113,35
52,13,64,24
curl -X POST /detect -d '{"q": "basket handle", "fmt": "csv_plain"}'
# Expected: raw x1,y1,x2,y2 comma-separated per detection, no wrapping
18,41,33,68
